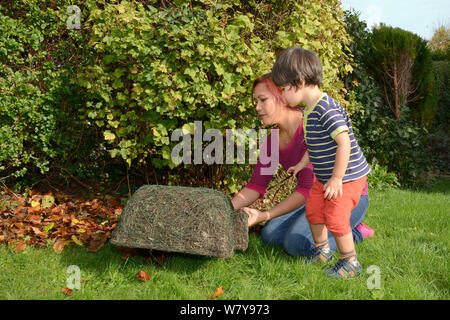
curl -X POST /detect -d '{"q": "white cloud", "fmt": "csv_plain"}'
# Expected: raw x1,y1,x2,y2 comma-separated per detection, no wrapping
366,5,382,29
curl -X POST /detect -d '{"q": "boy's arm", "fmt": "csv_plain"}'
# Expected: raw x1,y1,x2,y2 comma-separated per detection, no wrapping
287,150,310,176
323,131,351,200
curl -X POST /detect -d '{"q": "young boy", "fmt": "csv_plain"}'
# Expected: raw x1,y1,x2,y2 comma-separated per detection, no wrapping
272,47,370,278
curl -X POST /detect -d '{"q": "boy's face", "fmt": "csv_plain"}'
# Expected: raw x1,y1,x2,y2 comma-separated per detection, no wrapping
280,85,303,107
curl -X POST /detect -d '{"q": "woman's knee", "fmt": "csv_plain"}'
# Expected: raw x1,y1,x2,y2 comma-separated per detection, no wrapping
261,223,278,245
350,195,369,227
283,233,314,257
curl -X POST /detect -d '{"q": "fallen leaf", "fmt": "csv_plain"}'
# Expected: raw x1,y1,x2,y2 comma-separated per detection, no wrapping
14,206,28,215
41,195,55,208
14,242,27,252
71,235,84,246
31,227,47,237
53,241,65,253
66,201,76,210
136,270,151,282
27,215,41,225
121,252,135,260
210,286,224,299
43,222,55,232
156,254,167,266
12,211,26,222
61,287,73,295
87,233,108,252
31,200,40,208
51,206,61,214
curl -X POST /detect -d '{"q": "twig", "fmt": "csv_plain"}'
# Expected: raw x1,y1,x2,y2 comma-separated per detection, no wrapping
113,176,128,193
0,180,21,199
62,168,94,191
44,178,63,194
268,174,295,203
126,162,131,198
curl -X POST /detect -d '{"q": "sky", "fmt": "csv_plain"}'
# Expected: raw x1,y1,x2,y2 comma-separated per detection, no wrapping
340,0,450,40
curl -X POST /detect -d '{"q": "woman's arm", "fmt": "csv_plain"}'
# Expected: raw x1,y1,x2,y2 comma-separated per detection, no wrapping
231,187,261,211
266,191,306,220
243,190,306,227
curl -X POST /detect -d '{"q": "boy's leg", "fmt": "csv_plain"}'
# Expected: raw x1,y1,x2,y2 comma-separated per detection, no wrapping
334,232,355,255
305,180,332,264
310,224,328,243
323,177,367,278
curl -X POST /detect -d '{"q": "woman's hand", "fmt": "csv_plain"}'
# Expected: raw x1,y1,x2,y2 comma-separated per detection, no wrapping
287,165,301,176
241,207,270,227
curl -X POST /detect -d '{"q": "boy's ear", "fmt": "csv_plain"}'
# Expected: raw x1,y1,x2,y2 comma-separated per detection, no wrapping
295,79,305,91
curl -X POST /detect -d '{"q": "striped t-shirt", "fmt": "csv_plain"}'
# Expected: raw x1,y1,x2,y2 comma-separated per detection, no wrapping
303,93,370,184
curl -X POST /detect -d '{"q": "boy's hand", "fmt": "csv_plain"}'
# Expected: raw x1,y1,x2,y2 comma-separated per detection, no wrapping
323,176,343,200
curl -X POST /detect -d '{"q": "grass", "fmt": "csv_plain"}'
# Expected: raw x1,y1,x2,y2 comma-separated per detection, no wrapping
0,179,448,300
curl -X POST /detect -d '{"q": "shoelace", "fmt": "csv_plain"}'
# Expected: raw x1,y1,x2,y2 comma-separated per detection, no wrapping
331,259,347,272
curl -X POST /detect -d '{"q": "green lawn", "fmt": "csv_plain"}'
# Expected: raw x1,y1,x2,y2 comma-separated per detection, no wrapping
0,179,448,300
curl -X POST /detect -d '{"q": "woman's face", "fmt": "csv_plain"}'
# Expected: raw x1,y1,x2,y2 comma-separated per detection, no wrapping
253,82,280,126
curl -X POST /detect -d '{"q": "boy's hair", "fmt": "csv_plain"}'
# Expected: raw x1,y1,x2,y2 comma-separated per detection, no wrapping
271,47,323,88
252,73,287,107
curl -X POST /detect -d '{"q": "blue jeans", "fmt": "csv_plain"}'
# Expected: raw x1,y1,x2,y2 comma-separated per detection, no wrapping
261,195,369,257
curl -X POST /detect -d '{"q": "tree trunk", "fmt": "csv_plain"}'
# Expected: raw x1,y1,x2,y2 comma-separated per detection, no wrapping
393,60,400,120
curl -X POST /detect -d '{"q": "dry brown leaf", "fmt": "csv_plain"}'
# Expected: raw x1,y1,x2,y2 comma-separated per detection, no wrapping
14,206,27,215
31,227,47,237
14,242,27,252
53,241,65,253
87,233,108,252
0,190,122,253
136,270,151,282
210,286,224,299
61,287,73,295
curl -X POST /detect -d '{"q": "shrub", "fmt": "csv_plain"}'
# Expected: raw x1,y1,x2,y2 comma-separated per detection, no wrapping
0,0,85,180
367,159,400,191
0,0,355,194
363,24,436,125
349,75,431,187
74,0,355,193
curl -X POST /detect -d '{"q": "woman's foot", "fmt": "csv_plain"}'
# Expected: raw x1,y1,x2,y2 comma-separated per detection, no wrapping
356,223,375,239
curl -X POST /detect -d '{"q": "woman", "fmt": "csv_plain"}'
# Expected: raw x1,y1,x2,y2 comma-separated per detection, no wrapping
231,73,373,257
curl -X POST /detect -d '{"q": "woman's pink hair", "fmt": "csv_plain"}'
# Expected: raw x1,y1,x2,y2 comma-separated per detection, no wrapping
252,73,288,107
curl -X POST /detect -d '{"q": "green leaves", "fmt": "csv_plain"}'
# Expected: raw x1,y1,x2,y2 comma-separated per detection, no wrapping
103,131,116,141
1,0,356,191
